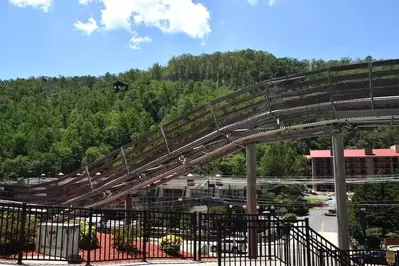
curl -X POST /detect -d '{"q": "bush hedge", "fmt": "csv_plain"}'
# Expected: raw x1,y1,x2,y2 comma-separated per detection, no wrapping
159,234,183,256
366,227,383,249
283,213,297,223
0,211,37,255
79,220,99,250
112,225,142,255
324,209,337,216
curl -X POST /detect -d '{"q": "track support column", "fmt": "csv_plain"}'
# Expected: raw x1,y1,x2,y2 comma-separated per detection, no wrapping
332,130,350,250
125,196,134,225
246,143,257,259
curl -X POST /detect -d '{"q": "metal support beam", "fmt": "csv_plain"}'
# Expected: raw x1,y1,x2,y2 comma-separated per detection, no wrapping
120,147,130,174
246,143,257,259
125,196,134,224
208,103,220,132
265,82,272,113
85,166,94,193
311,159,317,191
159,126,171,155
369,61,374,109
334,109,399,118
332,130,350,250
328,67,336,111
276,117,284,128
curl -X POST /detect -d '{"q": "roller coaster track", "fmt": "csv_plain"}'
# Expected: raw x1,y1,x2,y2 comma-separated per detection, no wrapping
1,59,399,208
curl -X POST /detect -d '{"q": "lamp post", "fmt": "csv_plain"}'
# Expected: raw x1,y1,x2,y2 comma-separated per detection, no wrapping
178,197,183,211
40,173,46,184
271,205,275,215
243,205,248,213
229,204,235,216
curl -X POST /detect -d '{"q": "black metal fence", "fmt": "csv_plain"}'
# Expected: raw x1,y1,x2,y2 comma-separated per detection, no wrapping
2,202,397,266
0,202,200,264
320,250,399,266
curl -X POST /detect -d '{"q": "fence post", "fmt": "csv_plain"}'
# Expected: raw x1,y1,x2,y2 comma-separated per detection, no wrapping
217,219,222,266
318,249,324,266
17,202,27,265
142,210,148,262
267,213,272,261
198,213,202,261
86,207,93,266
192,212,197,261
305,218,312,266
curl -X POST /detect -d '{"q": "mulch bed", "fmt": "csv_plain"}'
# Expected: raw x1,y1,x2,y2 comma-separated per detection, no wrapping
1,233,193,264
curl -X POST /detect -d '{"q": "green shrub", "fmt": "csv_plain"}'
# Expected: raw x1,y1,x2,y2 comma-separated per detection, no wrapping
0,211,37,255
112,225,142,255
79,220,99,250
366,227,382,236
159,234,183,256
283,213,297,223
209,206,231,215
325,209,337,216
324,212,336,217
366,227,383,249
290,205,310,216
386,232,399,238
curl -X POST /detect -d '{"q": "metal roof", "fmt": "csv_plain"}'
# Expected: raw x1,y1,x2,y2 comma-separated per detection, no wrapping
307,147,399,158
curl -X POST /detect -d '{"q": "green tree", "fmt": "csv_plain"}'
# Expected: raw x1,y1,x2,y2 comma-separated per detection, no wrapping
349,181,399,244
258,141,309,177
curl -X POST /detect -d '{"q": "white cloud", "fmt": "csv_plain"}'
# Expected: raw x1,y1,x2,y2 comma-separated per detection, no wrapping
128,35,152,49
247,0,277,6
9,0,52,12
247,0,258,5
73,17,99,35
78,0,93,5
99,0,211,40
269,0,277,6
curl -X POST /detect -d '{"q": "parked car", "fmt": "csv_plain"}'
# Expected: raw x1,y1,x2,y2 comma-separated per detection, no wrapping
211,237,246,253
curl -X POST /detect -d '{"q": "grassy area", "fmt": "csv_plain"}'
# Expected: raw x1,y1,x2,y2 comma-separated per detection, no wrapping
324,212,336,217
305,197,327,204
324,209,336,216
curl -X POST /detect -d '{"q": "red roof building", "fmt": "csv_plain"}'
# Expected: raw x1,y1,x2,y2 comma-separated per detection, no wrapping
306,145,399,191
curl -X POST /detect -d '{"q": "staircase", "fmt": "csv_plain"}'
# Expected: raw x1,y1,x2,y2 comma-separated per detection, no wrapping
274,217,354,266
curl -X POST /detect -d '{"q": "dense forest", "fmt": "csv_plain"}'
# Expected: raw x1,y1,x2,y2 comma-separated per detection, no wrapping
1,49,399,180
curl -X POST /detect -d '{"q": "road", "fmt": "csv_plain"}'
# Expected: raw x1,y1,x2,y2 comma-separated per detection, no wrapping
306,196,338,233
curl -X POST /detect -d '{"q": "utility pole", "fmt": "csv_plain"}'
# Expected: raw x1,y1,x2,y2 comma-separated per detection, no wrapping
332,130,350,250
246,143,257,259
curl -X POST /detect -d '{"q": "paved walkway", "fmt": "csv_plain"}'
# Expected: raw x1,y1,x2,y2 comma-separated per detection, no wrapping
318,232,338,246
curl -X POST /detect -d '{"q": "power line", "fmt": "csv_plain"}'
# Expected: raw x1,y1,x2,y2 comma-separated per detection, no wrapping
161,174,399,186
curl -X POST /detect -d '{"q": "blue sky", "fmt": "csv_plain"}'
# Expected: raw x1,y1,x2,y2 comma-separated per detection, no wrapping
0,0,398,79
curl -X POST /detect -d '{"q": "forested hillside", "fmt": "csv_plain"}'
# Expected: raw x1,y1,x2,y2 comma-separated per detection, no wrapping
0,50,398,180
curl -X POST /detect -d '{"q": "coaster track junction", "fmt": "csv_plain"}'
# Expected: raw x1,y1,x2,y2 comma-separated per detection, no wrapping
1,59,399,208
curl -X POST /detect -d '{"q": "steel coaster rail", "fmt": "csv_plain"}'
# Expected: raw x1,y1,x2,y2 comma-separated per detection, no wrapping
1,65,398,202
84,115,399,208
1,59,399,207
